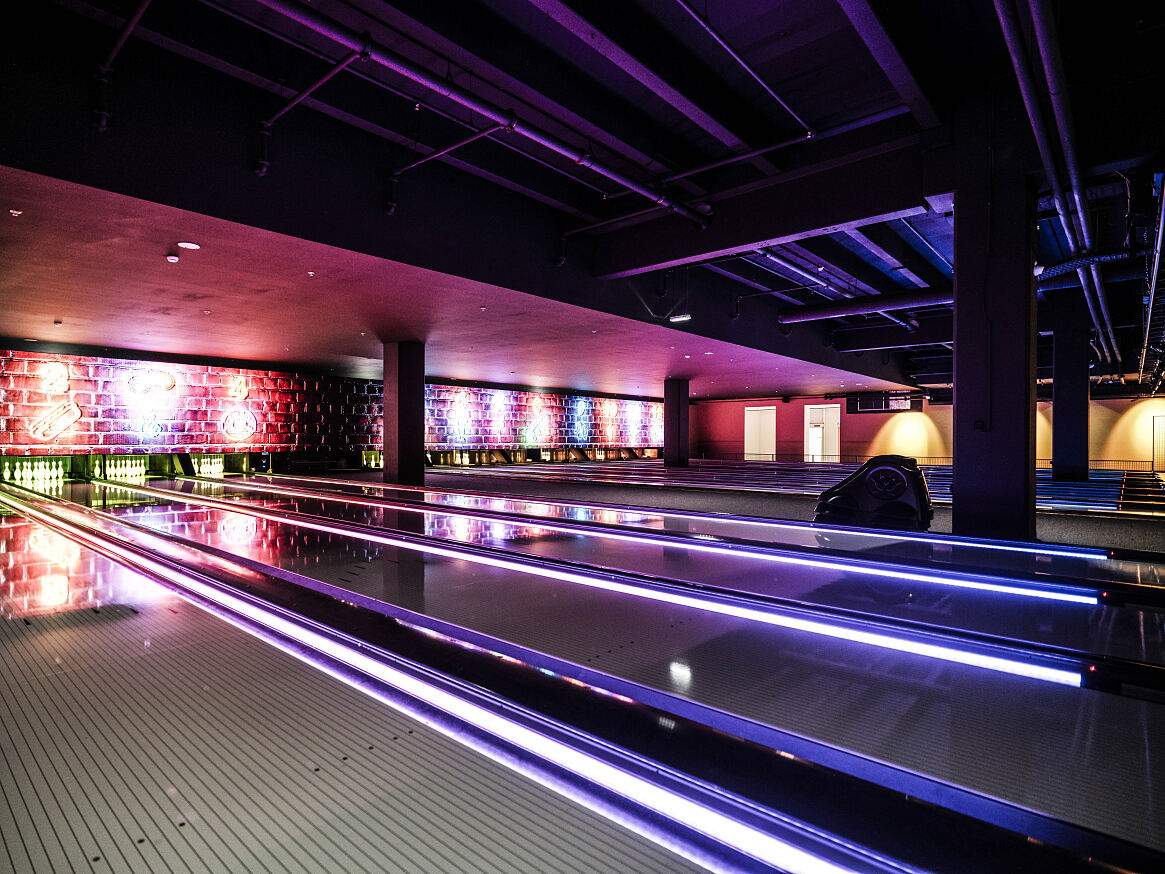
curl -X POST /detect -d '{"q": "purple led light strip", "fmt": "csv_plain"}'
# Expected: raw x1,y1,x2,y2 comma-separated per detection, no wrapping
0,486,873,874
264,473,1108,561
215,476,1097,605
100,480,1082,686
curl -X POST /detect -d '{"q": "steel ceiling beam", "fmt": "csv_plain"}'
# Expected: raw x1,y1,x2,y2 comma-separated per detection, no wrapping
248,0,708,227
834,0,941,129
779,288,953,324
591,141,928,278
831,316,953,352
515,0,762,160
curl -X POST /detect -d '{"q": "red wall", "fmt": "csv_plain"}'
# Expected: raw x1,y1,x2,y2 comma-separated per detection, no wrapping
691,396,953,461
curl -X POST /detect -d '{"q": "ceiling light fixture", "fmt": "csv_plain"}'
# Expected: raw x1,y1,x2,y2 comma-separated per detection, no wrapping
166,253,180,263
668,313,692,323
53,320,63,328
9,209,22,217
176,241,200,250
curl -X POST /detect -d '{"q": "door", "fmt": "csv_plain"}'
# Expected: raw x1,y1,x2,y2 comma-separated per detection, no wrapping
804,404,841,462
744,406,776,461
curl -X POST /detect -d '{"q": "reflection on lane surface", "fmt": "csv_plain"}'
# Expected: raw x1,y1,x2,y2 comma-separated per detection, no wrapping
5,484,1164,853
144,477,1165,666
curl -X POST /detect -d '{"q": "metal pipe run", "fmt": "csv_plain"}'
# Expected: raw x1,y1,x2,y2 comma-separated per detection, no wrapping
393,123,506,178
992,0,1115,370
249,0,709,227
755,248,918,329
670,0,813,137
1028,0,1122,373
262,49,363,129
94,0,154,132
778,289,954,324
99,0,153,73
1138,183,1165,380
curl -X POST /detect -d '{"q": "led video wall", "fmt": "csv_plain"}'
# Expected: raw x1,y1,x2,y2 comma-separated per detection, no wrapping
0,350,662,454
425,385,663,449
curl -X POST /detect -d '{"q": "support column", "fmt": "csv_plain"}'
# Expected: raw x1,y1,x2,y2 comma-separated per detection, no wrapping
1052,293,1091,481
952,93,1037,540
664,377,689,467
383,341,425,485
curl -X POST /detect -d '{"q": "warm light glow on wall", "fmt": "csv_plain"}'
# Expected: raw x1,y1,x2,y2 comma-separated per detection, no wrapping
1102,398,1165,462
1035,404,1053,459
869,411,947,458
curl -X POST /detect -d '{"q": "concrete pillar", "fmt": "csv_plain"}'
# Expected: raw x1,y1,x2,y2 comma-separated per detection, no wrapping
383,341,425,485
664,377,689,467
1052,293,1090,481
951,93,1037,540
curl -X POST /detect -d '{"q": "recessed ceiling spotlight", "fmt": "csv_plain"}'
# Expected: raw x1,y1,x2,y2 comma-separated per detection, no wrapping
53,320,63,327
166,253,180,263
704,351,714,355
202,309,212,315
591,330,598,334
9,209,22,217
480,306,487,312
360,332,367,336
176,241,200,250
306,271,315,278
668,313,692,323
684,354,691,359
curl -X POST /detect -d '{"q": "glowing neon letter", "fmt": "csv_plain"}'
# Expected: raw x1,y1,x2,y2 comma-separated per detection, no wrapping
41,362,70,393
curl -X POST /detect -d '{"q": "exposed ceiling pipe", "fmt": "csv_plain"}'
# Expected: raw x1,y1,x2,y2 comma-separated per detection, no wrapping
754,247,918,330
1137,182,1165,380
777,289,953,325
670,0,814,138
992,0,1115,371
94,0,154,132
248,0,709,227
1027,0,1122,375
1037,260,1146,291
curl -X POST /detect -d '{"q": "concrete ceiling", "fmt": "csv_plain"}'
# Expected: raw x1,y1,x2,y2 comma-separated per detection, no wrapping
0,166,906,399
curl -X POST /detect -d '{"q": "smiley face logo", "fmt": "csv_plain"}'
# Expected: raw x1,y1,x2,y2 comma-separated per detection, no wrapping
220,408,257,442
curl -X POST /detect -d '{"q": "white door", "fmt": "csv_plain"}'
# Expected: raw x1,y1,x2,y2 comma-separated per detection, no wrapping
804,404,840,462
744,406,776,461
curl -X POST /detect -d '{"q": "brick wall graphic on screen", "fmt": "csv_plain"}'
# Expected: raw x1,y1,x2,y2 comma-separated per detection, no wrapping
0,350,662,454
424,385,663,449
0,350,382,455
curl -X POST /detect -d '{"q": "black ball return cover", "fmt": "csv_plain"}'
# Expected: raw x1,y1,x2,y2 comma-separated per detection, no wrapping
812,455,934,531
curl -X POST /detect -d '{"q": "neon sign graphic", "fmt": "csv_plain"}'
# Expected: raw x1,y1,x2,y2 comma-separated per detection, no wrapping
128,369,177,394
41,362,70,393
228,376,249,400
221,408,258,442
140,416,164,438
30,400,83,441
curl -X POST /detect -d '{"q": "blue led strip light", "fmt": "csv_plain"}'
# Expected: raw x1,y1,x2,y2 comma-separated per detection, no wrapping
103,480,1083,687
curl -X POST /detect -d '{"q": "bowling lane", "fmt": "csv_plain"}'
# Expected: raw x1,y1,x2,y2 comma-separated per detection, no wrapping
250,472,1159,591
0,510,712,874
137,476,1165,666
22,480,1165,852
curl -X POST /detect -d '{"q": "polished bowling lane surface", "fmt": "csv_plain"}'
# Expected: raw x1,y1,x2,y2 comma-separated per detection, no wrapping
3,473,1164,872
